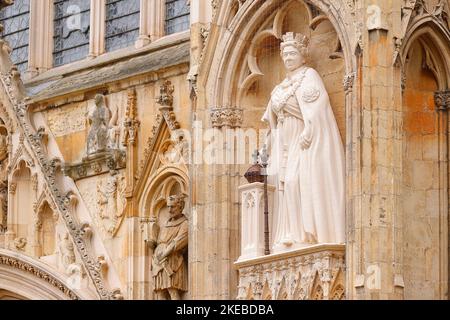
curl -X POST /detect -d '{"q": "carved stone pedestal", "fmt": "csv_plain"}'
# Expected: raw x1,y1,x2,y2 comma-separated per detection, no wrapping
235,244,345,300
62,149,126,181
237,182,275,261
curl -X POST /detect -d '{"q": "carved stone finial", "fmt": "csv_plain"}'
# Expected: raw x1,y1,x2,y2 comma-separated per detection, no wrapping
157,80,175,108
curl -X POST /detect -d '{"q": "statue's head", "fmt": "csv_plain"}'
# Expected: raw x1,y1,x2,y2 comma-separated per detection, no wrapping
94,94,105,106
167,194,187,218
280,32,309,71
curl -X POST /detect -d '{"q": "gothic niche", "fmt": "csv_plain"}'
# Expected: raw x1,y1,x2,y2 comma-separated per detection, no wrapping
141,175,189,300
10,160,33,252
237,0,346,139
62,93,126,181
34,201,57,258
401,33,447,299
0,124,8,233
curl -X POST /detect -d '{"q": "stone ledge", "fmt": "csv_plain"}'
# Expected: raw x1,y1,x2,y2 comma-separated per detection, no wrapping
235,243,345,268
62,149,126,181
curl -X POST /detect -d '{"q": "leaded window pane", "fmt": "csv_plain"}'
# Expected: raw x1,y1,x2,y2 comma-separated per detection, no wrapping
53,0,90,67
105,0,140,52
0,0,30,73
165,0,190,35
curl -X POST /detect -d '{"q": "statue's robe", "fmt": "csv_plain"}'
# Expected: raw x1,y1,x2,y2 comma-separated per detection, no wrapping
152,215,188,291
262,67,345,250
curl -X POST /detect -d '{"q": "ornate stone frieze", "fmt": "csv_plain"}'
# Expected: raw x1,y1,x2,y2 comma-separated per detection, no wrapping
47,104,87,137
210,107,243,128
62,149,126,181
235,244,346,300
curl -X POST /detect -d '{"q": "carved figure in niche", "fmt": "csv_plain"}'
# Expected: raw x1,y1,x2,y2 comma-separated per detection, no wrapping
262,32,345,251
58,232,76,272
107,102,120,150
0,133,7,162
97,171,125,235
149,194,188,300
87,94,111,155
0,180,7,233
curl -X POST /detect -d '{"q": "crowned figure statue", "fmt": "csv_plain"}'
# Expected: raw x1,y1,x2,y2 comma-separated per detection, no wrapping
262,32,345,252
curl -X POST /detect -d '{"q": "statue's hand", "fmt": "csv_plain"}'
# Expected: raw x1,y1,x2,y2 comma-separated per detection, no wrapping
300,126,312,150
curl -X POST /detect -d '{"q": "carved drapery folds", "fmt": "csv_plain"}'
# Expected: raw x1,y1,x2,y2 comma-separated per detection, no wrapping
235,245,345,300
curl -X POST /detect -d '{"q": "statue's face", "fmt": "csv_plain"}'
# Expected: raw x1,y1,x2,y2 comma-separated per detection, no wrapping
95,95,103,106
282,45,304,71
168,201,183,218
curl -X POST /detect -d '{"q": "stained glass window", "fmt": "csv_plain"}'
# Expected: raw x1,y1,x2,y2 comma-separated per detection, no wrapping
53,0,90,67
0,0,30,73
165,0,190,35
105,0,140,52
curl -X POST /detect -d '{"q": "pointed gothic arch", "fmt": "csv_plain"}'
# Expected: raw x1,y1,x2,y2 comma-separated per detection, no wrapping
0,248,89,300
399,11,450,299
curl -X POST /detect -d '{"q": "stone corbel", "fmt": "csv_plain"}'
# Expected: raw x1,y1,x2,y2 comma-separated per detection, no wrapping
434,90,450,111
62,149,126,181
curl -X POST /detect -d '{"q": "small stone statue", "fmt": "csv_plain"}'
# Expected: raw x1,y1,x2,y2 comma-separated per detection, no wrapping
59,232,76,272
149,194,188,300
0,134,7,162
87,94,111,156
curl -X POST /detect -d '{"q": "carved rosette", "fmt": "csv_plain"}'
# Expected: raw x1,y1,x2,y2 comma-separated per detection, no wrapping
210,107,243,128
235,244,346,300
434,90,450,111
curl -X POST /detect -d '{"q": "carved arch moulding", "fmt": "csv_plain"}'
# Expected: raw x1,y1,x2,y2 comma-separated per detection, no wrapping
399,3,450,90
201,0,358,109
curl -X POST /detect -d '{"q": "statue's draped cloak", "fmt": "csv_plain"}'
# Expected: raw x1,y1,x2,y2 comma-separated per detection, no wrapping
262,67,345,248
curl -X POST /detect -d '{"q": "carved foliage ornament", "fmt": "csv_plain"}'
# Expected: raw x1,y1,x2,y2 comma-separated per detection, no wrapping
210,107,243,128
236,249,345,300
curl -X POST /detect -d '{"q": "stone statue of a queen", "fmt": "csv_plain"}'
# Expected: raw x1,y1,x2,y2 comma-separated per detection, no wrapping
262,32,345,252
